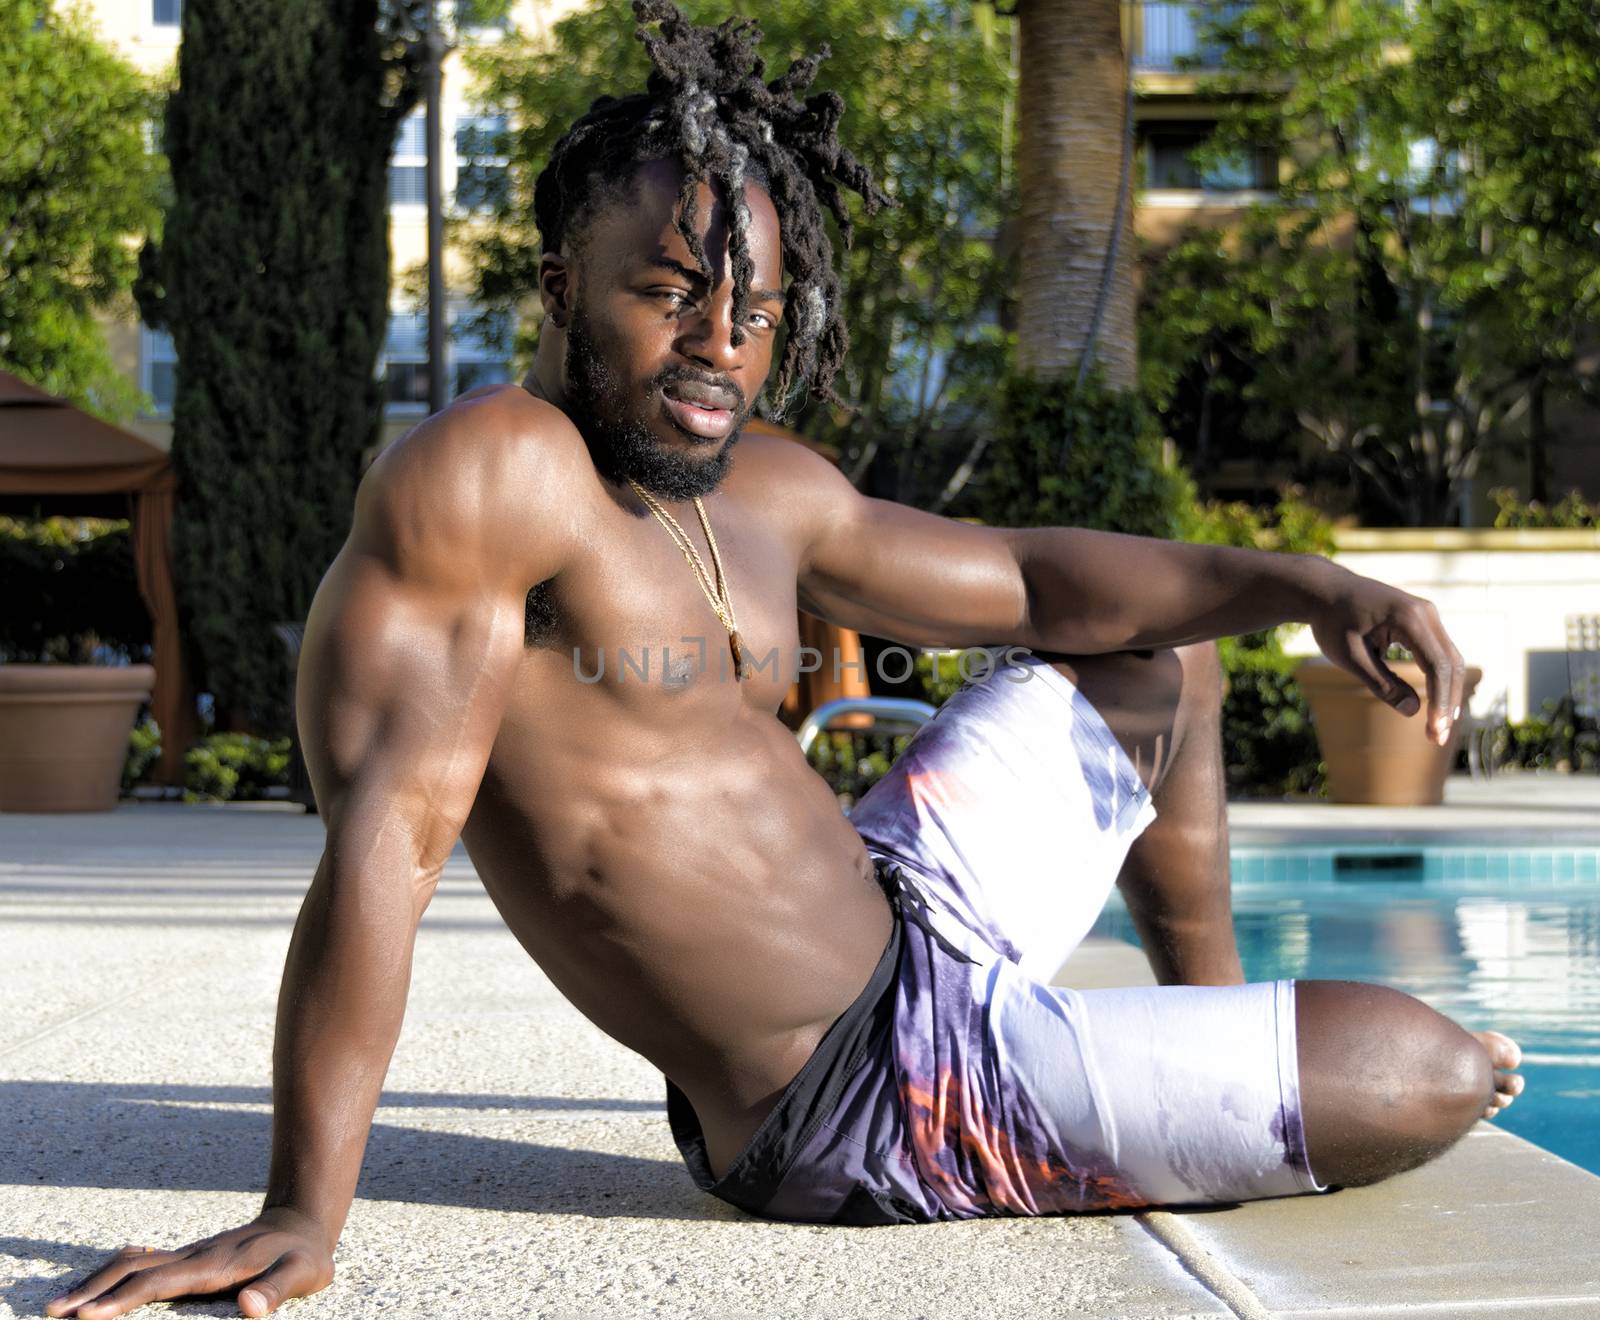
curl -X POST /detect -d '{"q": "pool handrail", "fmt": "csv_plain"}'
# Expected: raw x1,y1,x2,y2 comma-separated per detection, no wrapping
796,696,937,757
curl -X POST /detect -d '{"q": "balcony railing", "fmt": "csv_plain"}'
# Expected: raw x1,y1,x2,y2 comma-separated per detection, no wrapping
1132,2,1243,72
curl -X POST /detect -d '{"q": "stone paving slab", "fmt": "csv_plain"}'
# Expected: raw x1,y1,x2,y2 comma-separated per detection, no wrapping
6,797,1599,1318
1177,1124,1600,1317
1053,889,1600,1319
1230,770,1600,846
0,804,1224,1320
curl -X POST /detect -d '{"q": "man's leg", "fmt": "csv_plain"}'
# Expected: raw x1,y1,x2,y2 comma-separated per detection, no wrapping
1037,643,1243,985
1041,644,1524,1189
1296,982,1522,1185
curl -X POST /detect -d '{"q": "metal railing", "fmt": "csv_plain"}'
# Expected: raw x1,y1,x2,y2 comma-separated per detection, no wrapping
796,697,937,758
1569,615,1600,722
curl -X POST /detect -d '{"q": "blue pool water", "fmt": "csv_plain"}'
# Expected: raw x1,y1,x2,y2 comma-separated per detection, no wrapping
1091,846,1600,1175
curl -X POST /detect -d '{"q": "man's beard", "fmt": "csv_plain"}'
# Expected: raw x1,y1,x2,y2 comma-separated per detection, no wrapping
562,301,751,500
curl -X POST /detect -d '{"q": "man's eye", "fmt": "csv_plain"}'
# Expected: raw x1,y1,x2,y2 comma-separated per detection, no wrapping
652,289,692,308
747,310,777,331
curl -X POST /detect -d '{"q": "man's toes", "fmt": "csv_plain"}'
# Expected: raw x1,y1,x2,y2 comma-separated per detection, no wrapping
1481,1069,1525,1119
1474,1030,1522,1071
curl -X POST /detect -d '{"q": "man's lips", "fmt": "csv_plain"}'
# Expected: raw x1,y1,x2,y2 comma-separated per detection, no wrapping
661,392,737,439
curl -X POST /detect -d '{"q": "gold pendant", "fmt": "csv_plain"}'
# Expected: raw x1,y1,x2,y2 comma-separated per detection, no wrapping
729,628,747,680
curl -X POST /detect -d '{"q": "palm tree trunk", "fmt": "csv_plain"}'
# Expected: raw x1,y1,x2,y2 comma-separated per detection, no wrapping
1014,0,1137,388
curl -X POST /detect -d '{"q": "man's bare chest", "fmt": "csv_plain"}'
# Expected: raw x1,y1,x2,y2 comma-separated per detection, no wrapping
512,494,808,711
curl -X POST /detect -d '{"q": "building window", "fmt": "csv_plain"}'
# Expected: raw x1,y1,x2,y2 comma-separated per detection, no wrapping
454,0,510,33
454,114,510,213
389,113,427,209
153,0,182,26
141,327,178,415
382,308,429,410
1402,136,1461,216
452,305,514,395
1133,2,1245,71
382,303,515,412
1139,122,1274,192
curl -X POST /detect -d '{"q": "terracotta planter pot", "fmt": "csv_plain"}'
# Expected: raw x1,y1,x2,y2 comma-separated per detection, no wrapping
0,664,156,812
1294,657,1481,806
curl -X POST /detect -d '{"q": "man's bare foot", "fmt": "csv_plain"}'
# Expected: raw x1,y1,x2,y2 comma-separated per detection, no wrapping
1475,1030,1524,1120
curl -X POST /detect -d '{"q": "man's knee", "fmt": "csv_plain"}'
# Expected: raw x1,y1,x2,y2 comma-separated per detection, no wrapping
1434,1029,1495,1130
1049,646,1188,719
1297,981,1492,1187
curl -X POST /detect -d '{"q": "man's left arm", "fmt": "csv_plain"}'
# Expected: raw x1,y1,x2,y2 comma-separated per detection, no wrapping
786,444,1465,746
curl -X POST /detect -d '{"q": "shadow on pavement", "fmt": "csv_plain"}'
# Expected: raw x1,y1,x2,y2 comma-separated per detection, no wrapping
2,1080,711,1220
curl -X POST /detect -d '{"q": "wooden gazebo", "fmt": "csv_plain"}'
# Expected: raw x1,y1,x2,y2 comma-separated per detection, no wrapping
0,370,195,785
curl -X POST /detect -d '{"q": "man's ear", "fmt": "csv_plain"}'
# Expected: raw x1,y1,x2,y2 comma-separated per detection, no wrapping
538,253,572,328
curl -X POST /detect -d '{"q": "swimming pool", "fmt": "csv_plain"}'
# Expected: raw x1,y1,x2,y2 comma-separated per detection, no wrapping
1090,845,1600,1175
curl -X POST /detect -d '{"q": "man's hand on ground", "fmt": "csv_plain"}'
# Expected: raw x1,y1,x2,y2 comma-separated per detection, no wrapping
1308,570,1466,746
44,1208,334,1319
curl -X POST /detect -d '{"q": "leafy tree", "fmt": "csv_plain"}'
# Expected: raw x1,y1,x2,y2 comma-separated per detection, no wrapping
1418,0,1600,503
974,0,1193,538
0,0,163,416
1142,0,1600,526
139,0,478,732
456,0,1014,510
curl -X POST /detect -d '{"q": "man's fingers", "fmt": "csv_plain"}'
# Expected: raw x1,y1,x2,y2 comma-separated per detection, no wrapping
1341,631,1419,715
45,1249,175,1317
1395,600,1463,744
238,1250,333,1317
70,1243,272,1320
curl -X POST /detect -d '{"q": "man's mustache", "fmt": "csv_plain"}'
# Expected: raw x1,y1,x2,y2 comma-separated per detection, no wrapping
653,366,748,415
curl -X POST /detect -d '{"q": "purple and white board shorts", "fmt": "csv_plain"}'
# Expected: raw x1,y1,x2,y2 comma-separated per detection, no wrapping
666,649,1326,1223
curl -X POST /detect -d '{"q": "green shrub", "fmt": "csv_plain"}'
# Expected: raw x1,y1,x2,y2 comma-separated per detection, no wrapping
976,371,1193,538
1479,696,1600,773
122,718,162,793
1219,648,1324,798
1490,488,1600,530
1180,491,1334,797
806,730,917,809
0,516,151,663
181,732,292,803
916,649,972,708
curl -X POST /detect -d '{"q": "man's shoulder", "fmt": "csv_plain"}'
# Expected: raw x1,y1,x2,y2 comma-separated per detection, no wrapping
371,382,584,483
355,384,588,586
732,418,865,537
734,418,853,497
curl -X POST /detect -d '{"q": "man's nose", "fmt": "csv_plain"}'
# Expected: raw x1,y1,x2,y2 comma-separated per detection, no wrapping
674,291,743,372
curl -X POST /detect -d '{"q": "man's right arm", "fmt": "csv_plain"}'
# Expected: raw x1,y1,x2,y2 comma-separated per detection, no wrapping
48,394,578,1320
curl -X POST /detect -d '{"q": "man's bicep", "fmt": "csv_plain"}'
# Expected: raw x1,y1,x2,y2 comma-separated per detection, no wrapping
796,459,1029,649
298,518,530,888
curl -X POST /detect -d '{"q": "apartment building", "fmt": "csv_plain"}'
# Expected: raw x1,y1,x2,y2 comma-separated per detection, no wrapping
1126,0,1598,511
1130,1,1274,247
77,1,1595,506
83,0,581,456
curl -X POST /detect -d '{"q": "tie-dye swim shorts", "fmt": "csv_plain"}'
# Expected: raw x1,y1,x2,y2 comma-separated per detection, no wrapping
666,648,1326,1224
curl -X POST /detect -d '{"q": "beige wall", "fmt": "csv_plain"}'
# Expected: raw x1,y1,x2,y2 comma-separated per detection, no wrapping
1282,531,1600,721
79,0,181,78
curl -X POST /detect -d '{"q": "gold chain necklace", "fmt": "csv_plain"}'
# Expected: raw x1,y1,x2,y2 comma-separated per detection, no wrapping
627,479,749,680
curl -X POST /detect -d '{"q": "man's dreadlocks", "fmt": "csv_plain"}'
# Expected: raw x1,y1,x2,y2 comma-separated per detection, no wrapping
533,0,891,416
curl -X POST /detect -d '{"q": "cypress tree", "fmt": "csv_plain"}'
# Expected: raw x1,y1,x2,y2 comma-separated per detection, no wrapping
141,2,423,733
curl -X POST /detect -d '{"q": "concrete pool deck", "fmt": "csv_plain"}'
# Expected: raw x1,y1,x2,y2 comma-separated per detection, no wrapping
1231,769,1600,847
2,785,1598,1318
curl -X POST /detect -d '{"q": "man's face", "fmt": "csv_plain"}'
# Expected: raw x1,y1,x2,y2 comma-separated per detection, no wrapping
551,159,785,500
